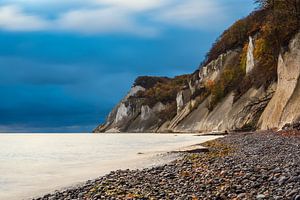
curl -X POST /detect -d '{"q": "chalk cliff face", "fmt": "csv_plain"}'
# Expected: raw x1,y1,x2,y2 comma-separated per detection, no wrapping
94,7,300,133
94,77,170,133
158,44,274,133
259,33,300,129
246,36,255,74
94,32,300,133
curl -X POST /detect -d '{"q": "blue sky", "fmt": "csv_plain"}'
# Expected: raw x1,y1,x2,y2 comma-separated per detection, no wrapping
0,0,254,133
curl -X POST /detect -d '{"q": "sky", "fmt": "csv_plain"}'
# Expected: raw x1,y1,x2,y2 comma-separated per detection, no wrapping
0,0,255,133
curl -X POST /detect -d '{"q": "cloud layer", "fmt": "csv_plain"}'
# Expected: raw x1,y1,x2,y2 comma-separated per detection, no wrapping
0,5,50,31
0,0,234,35
0,1,254,132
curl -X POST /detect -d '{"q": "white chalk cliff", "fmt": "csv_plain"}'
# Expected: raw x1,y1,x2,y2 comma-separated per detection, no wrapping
246,36,255,74
94,23,300,133
259,33,300,129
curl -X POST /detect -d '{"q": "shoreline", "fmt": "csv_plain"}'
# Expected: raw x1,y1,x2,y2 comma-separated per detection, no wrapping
0,134,221,200
30,152,183,200
34,131,300,200
21,134,220,200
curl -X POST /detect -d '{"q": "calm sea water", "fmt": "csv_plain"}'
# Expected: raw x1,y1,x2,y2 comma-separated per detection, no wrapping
0,134,220,200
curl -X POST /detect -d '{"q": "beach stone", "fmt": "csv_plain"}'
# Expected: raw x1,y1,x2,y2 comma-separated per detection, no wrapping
295,195,300,200
278,176,288,185
288,189,299,197
256,194,266,199
48,196,56,200
33,132,300,200
237,193,246,199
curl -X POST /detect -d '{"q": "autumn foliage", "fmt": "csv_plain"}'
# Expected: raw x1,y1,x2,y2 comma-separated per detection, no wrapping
205,0,300,107
136,0,300,116
136,75,190,107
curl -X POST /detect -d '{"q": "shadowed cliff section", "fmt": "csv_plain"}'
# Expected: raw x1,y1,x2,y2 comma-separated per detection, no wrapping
94,1,300,133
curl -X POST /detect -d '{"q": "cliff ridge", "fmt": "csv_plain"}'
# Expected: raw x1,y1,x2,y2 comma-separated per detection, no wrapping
94,2,300,133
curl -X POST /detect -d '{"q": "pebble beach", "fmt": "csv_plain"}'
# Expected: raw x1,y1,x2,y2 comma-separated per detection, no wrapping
34,131,300,200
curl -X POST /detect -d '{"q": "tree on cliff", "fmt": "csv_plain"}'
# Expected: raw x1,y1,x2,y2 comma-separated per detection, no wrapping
255,0,300,25
254,0,274,9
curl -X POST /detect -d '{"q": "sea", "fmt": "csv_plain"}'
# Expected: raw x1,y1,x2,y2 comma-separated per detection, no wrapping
0,133,220,200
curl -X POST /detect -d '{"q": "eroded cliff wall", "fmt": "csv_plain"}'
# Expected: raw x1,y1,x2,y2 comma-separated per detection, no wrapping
259,33,300,129
94,17,300,133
